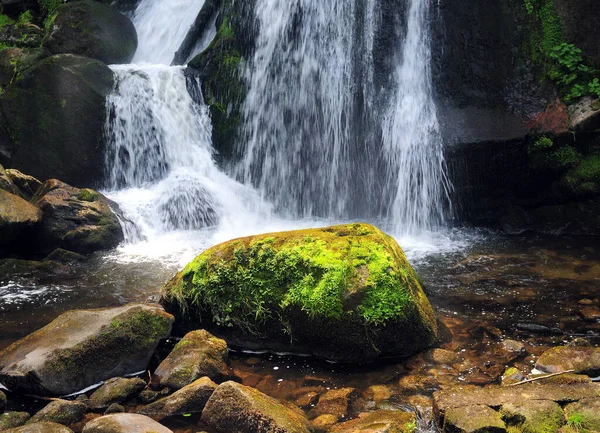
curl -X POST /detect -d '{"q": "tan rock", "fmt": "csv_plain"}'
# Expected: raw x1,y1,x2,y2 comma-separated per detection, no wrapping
81,414,172,433
312,388,359,418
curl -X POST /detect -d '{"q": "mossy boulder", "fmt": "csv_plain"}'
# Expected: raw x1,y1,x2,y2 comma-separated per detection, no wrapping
88,377,146,410
330,410,416,433
501,400,564,433
28,400,86,426
136,376,217,421
536,346,600,376
0,412,31,430
0,54,114,187
153,330,230,389
0,23,44,50
200,381,311,433
161,223,438,362
0,303,173,396
33,179,124,255
44,1,137,65
444,405,506,433
564,398,600,432
4,423,73,433
81,414,172,433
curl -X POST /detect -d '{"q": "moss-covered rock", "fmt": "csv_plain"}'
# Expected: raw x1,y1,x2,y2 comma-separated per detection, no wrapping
501,400,564,433
0,54,114,187
43,1,137,65
161,223,438,362
136,376,217,421
4,422,74,433
561,154,600,198
536,346,600,376
330,410,416,433
311,388,358,419
444,405,506,433
201,381,311,433
153,330,230,389
81,414,172,433
0,412,31,430
28,400,86,426
0,303,173,396
88,377,146,410
33,179,124,255
563,398,600,432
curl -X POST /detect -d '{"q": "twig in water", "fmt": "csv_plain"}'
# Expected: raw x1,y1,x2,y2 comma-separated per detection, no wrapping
508,369,575,386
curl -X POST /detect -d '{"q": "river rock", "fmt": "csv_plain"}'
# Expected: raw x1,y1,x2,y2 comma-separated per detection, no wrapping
536,346,600,376
312,388,359,419
564,398,600,432
4,423,73,433
312,414,338,431
81,414,172,433
137,377,216,421
201,381,312,433
0,304,173,396
33,180,124,255
28,400,86,426
103,404,124,415
0,412,31,430
162,223,438,362
443,405,506,433
5,169,41,200
44,1,137,65
88,377,146,410
500,400,564,433
330,410,416,433
0,54,114,187
153,330,230,389
0,189,42,254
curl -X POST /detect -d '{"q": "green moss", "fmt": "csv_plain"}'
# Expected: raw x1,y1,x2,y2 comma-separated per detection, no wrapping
77,188,98,202
17,10,32,25
563,154,600,196
549,146,582,169
164,224,428,332
531,136,554,152
0,13,15,28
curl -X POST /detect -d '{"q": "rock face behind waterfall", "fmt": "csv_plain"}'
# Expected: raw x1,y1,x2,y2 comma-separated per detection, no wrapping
0,304,173,396
161,223,438,362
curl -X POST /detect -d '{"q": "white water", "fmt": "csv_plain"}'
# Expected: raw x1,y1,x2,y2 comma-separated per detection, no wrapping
104,0,466,266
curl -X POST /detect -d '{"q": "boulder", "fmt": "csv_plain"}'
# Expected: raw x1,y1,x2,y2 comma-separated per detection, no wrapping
88,377,146,410
500,400,564,433
103,404,124,415
136,377,216,421
28,400,86,426
443,405,506,433
0,189,42,254
81,414,172,433
330,410,416,433
33,180,124,255
564,398,600,432
44,1,137,65
569,97,600,131
0,304,173,396
0,54,114,187
3,423,73,433
153,330,230,389
5,169,41,200
0,259,68,280
536,346,600,376
0,48,48,91
201,381,312,433
162,223,438,362
0,412,31,430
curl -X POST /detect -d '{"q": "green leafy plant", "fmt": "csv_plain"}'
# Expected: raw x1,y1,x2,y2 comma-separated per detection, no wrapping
589,78,600,99
0,13,15,28
567,412,589,432
17,10,32,25
531,136,553,152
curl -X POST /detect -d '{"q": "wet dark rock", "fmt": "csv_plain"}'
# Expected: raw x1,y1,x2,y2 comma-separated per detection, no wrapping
553,0,600,66
501,400,564,433
153,330,230,389
312,388,359,419
295,392,319,409
362,385,392,403
172,0,220,65
0,412,31,430
4,423,74,433
81,413,172,433
0,259,68,280
88,377,146,410
44,249,85,265
0,389,5,413
137,390,159,404
136,377,216,421
331,410,415,433
443,405,506,433
103,404,124,415
28,400,86,426
0,304,173,396
4,169,41,200
0,54,114,187
563,398,600,432
44,1,137,65
579,306,600,321
33,180,124,256
201,381,312,433
536,346,600,376
0,23,44,49
0,189,42,255
0,165,23,196
516,323,563,335
423,348,459,365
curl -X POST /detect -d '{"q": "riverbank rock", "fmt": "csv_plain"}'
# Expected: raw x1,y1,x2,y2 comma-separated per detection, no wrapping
0,189,42,254
33,180,124,255
81,414,172,433
162,223,438,362
536,346,600,376
44,1,137,65
28,400,86,426
0,54,114,187
4,423,73,433
331,410,415,433
201,381,311,433
137,377,216,421
0,304,173,396
0,412,31,430
88,377,146,410
153,330,230,389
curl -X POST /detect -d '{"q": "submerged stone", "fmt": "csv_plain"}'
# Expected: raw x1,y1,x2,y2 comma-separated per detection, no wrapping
0,304,173,396
161,223,438,362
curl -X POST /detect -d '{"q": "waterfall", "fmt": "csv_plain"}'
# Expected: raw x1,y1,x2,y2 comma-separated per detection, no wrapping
382,0,452,234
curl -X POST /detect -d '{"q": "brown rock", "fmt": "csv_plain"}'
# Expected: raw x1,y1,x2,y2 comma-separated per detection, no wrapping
0,412,31,430
312,414,338,432
295,392,319,408
330,410,416,433
0,189,42,248
423,349,459,365
363,385,392,403
5,423,74,433
579,306,600,321
5,169,42,200
312,388,359,418
81,414,172,433
564,398,600,432
501,400,564,433
536,346,600,375
153,330,229,389
444,405,505,433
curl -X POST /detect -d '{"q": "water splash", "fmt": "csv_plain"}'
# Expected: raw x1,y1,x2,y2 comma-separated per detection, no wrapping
381,0,452,234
